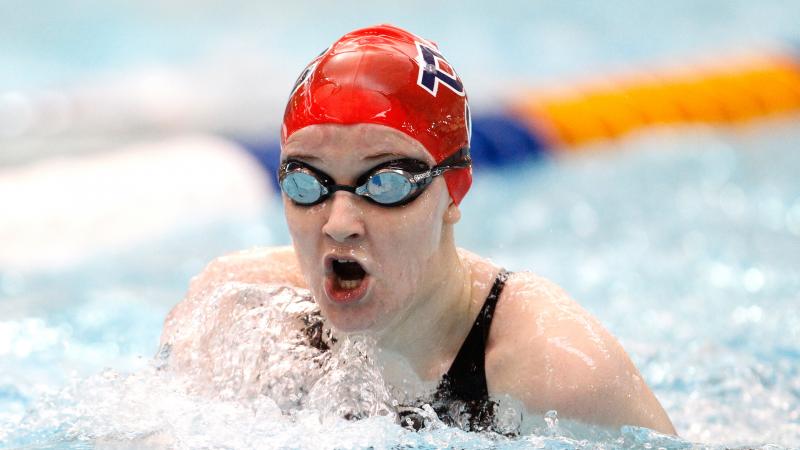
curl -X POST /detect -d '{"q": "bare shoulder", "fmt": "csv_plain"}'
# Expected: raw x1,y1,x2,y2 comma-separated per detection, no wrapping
160,246,308,349
185,246,306,297
487,271,676,435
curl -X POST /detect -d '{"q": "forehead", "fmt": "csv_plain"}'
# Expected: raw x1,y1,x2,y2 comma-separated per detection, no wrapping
282,123,434,164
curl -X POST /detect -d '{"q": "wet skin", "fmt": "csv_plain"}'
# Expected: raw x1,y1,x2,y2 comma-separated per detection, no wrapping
161,124,677,435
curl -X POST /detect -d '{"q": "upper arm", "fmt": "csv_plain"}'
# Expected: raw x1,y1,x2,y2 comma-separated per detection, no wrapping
486,272,676,435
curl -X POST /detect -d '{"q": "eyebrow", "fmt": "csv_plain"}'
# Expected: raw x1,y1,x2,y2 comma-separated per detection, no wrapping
283,153,321,163
363,151,407,161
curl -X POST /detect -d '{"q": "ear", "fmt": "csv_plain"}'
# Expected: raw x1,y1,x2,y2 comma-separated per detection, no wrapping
443,201,461,225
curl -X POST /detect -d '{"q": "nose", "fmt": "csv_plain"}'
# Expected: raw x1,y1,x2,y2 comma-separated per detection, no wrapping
322,192,365,243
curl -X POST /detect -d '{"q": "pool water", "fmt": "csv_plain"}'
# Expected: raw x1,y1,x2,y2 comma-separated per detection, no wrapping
4,0,800,447
1,118,799,449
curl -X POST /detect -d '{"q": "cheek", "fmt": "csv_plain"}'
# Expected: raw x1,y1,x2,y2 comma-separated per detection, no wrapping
394,208,440,248
370,188,447,275
284,197,327,233
400,186,448,246
284,200,327,268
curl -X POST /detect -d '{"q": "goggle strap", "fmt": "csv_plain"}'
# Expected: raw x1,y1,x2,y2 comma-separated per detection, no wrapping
439,147,471,166
426,148,472,179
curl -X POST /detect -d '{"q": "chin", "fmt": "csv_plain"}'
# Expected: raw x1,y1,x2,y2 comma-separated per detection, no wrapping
317,296,389,335
323,309,381,334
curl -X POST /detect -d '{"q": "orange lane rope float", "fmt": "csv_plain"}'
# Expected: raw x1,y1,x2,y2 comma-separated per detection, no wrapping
512,51,800,150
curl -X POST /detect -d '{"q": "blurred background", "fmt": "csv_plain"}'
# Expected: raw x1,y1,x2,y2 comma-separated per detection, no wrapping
1,0,800,447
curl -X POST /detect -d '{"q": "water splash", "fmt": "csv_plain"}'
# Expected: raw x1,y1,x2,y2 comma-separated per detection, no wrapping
159,283,331,407
305,335,397,421
1,282,703,450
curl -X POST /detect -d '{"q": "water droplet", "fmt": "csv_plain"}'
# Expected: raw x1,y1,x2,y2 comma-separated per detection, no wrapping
544,409,558,430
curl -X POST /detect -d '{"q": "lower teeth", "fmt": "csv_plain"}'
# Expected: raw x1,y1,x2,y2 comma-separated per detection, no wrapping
339,279,362,290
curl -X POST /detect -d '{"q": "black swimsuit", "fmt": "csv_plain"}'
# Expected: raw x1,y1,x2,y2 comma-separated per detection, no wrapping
400,269,511,431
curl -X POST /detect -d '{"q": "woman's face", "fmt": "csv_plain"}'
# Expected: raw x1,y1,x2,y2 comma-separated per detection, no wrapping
281,123,455,334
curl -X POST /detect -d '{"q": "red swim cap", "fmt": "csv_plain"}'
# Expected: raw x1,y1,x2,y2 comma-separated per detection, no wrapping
281,24,472,205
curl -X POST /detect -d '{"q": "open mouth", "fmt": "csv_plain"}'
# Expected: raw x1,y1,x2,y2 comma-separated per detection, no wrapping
325,257,370,303
332,259,366,289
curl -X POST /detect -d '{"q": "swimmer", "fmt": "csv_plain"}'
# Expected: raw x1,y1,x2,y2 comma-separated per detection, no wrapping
160,24,676,435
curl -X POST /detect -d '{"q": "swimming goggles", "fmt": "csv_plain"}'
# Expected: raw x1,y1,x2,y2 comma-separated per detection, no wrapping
278,148,471,207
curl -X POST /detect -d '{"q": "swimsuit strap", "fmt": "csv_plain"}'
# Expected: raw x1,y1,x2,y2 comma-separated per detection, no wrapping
438,269,511,402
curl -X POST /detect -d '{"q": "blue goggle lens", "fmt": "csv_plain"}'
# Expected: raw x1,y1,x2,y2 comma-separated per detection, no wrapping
364,171,413,205
280,171,324,204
